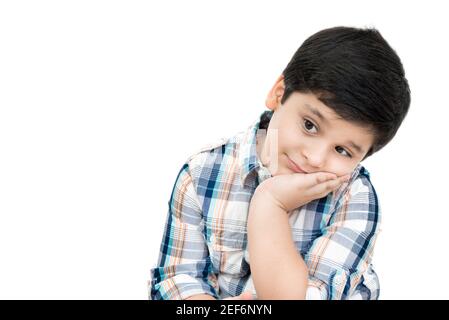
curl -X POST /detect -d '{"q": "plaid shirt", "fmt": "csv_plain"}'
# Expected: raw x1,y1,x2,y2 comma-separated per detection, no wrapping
149,115,382,300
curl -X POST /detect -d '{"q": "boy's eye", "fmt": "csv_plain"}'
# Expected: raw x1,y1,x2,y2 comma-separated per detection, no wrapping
303,119,352,158
303,119,317,133
336,146,352,158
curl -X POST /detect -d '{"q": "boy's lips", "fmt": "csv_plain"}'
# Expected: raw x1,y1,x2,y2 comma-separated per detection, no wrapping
286,155,307,173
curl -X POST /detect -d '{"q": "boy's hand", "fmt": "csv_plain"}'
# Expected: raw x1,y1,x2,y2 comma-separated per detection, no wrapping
254,172,350,212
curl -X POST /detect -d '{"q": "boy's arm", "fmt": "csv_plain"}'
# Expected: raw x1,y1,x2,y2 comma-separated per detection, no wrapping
248,189,309,299
248,172,381,300
247,171,348,300
149,164,219,300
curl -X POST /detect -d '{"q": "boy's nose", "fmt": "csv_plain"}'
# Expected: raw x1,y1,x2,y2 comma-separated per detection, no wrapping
303,148,327,170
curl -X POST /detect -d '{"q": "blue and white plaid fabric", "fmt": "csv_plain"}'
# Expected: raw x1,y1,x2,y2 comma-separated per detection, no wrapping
150,114,382,300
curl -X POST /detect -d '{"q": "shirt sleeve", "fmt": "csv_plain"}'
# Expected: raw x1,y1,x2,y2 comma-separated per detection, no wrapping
304,173,382,300
149,163,219,300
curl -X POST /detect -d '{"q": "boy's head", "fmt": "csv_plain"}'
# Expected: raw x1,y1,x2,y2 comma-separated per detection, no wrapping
257,26,410,177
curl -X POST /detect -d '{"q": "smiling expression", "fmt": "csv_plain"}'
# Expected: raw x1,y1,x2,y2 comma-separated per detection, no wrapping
257,75,375,178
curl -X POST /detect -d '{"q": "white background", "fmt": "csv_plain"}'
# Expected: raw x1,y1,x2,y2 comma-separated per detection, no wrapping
1,0,448,299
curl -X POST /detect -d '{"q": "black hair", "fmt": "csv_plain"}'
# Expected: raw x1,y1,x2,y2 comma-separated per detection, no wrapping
259,26,411,160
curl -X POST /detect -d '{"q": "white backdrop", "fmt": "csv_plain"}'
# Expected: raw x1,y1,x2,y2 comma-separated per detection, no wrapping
1,0,448,299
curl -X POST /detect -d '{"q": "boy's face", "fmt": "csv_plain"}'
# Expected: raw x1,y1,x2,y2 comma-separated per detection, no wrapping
257,75,375,178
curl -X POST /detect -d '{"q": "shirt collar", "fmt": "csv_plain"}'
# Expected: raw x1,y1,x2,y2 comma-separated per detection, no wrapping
238,117,271,188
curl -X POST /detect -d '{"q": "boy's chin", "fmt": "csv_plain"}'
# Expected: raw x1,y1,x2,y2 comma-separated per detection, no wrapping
262,156,299,176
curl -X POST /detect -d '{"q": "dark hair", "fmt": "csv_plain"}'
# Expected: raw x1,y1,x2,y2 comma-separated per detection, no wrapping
259,26,411,160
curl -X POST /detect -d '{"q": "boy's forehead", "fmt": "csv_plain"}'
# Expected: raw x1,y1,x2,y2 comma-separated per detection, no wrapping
289,92,370,129
289,92,341,120
301,102,342,124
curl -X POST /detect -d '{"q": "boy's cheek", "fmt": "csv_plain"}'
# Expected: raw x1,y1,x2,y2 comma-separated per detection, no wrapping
318,164,358,178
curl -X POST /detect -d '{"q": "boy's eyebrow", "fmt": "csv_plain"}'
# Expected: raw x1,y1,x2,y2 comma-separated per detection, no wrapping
347,141,364,155
304,103,327,123
303,103,364,155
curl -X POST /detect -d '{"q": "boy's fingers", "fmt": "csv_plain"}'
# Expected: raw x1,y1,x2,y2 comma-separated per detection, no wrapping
308,174,350,198
295,172,337,186
314,172,338,184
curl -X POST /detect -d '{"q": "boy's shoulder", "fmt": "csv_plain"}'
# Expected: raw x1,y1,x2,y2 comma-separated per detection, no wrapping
180,136,231,183
183,126,251,173
330,164,373,199
331,164,379,212
186,137,229,161
352,165,375,193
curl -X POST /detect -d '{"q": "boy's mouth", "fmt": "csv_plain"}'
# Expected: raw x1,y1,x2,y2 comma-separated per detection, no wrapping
286,155,307,173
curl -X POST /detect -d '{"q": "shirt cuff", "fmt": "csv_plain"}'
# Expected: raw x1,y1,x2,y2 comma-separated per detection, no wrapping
150,274,218,300
306,276,328,300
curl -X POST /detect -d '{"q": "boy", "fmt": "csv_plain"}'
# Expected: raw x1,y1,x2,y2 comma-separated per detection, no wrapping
149,26,410,300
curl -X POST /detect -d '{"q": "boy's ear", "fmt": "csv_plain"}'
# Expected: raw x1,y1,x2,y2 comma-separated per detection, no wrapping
265,74,285,111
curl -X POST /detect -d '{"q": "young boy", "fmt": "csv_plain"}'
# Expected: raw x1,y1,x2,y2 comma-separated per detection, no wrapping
149,26,410,300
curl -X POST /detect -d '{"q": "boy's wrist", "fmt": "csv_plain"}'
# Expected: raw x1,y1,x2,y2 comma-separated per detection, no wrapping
252,183,289,213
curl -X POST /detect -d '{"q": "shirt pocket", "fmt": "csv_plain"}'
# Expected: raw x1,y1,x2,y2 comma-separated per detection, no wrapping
208,228,249,277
